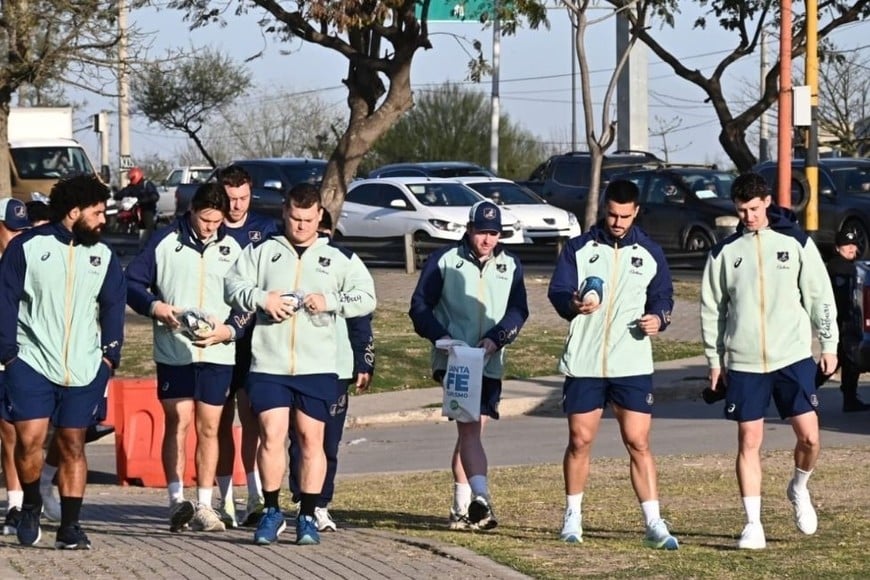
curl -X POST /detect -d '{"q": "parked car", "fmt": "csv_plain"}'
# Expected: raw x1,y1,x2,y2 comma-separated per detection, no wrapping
159,165,212,220
174,158,327,220
517,150,663,217
454,176,582,243
610,165,740,253
337,177,523,244
367,161,495,179
754,158,870,257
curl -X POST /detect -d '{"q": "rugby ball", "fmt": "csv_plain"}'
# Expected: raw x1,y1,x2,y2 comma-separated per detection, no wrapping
578,276,604,307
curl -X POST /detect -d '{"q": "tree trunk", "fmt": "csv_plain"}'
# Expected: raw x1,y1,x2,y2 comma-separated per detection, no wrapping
0,99,11,197
718,121,759,173
584,148,604,230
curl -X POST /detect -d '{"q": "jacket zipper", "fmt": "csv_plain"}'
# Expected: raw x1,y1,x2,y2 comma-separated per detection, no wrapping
289,249,303,375
601,242,620,376
62,240,76,385
754,232,768,371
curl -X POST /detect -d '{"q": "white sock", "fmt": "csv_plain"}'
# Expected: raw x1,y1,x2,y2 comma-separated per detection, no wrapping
246,471,262,500
217,476,233,507
468,475,488,498
566,492,584,513
7,490,23,510
791,467,812,493
167,481,184,505
453,482,472,513
641,500,661,526
197,487,213,507
742,496,762,525
40,464,58,489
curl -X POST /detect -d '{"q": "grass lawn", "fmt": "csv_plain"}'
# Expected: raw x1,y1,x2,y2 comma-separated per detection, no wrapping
329,446,870,579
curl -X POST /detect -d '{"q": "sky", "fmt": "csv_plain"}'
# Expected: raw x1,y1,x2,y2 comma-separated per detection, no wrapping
69,1,869,178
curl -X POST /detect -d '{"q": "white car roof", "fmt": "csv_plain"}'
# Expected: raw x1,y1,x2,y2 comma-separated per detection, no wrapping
351,176,471,187
452,176,514,185
9,138,83,147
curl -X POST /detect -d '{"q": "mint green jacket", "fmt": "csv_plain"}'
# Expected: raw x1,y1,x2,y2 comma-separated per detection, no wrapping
700,209,838,372
224,234,376,376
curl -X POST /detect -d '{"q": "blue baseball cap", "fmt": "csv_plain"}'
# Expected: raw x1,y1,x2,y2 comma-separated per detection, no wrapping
468,200,502,233
0,198,31,231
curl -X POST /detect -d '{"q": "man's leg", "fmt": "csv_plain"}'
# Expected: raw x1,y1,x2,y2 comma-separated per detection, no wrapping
611,404,678,549
735,418,767,548
161,398,195,532
253,407,290,545
12,418,50,546
53,426,91,548
314,399,347,532
40,433,62,522
215,393,238,527
456,418,497,529
562,409,603,542
236,388,263,524
293,407,326,545
190,400,226,532
0,418,23,535
787,411,821,535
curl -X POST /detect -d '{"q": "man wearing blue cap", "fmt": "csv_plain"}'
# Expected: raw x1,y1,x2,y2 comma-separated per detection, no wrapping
0,198,31,537
410,200,529,531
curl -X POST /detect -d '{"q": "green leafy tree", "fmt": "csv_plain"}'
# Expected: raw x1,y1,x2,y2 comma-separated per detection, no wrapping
168,0,548,222
614,0,870,171
0,0,138,193
366,82,545,180
132,48,252,168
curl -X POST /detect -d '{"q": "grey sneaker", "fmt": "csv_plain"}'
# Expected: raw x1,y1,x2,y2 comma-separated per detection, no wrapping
168,500,195,533
314,507,337,532
190,503,226,532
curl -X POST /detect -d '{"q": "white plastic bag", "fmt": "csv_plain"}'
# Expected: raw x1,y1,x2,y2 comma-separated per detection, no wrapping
436,339,485,423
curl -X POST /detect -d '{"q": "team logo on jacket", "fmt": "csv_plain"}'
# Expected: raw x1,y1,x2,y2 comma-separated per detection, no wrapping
734,257,743,268
631,256,643,268
319,257,331,268
271,254,282,263
218,245,230,256
589,254,600,263
249,231,262,242
89,256,101,267
40,252,50,261
777,251,789,262
496,263,507,273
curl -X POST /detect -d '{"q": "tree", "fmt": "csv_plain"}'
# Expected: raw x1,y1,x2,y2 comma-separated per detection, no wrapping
817,51,870,156
366,82,546,179
0,0,137,193
168,0,548,222
649,115,691,163
613,0,870,171
132,48,252,168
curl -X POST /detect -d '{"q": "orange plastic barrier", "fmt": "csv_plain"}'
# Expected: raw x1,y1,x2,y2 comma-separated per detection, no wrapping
109,378,247,487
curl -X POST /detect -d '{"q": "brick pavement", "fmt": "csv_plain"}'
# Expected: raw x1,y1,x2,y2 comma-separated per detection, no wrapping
0,485,529,579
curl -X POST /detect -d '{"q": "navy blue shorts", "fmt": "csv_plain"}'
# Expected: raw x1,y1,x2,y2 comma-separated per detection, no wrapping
0,370,7,422
434,370,502,420
246,372,341,422
725,357,819,422
156,362,233,406
3,358,110,428
562,375,654,415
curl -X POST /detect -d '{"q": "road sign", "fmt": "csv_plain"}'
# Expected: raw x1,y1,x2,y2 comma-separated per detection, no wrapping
416,0,493,22
119,155,134,169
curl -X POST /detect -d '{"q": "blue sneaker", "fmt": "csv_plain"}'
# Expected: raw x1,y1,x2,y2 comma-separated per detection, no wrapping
643,518,679,550
295,515,320,545
16,506,41,547
253,507,286,545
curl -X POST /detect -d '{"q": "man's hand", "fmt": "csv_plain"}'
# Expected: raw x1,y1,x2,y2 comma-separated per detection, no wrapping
819,353,838,376
192,324,233,348
263,291,296,322
354,372,372,394
152,301,181,330
572,291,601,315
636,314,662,336
708,367,725,391
303,293,327,315
102,356,113,370
478,337,498,357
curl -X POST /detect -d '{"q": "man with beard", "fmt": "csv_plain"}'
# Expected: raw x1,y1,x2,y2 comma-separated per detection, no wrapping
0,175,126,549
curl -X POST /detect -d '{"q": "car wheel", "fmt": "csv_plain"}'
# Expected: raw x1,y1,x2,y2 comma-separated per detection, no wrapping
842,219,869,258
684,228,713,253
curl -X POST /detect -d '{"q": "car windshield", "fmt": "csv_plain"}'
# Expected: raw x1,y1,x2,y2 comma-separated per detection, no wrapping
676,171,735,200
11,146,95,179
408,182,482,206
189,168,212,184
465,181,543,205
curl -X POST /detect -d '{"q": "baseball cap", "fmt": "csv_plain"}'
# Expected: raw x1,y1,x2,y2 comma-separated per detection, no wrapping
836,230,859,247
468,200,502,233
0,198,31,231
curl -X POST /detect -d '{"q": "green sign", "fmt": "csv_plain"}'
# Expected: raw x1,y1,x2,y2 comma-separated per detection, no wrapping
416,0,494,22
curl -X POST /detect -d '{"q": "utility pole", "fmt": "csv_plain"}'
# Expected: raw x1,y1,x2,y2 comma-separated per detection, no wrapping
489,3,501,175
616,12,648,152
118,0,132,187
759,30,770,163
776,0,793,208
805,0,820,232
571,22,577,151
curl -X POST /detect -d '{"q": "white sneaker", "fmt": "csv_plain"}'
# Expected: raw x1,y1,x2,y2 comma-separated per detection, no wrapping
190,503,226,532
448,507,475,531
787,479,818,535
314,507,337,532
644,518,679,550
559,508,582,543
41,486,62,522
737,522,767,550
218,502,239,529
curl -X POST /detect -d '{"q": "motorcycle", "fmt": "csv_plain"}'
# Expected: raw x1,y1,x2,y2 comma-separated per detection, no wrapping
106,196,141,235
